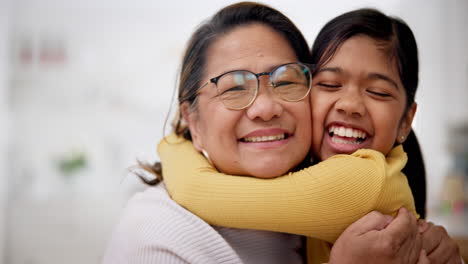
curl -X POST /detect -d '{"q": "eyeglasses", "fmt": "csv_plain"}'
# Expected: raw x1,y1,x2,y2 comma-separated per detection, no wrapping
199,62,312,110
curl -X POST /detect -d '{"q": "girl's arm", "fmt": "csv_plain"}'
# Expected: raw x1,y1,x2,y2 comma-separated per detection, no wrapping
158,133,417,243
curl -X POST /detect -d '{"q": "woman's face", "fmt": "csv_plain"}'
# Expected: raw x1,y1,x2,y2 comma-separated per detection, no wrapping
185,23,312,178
311,35,416,161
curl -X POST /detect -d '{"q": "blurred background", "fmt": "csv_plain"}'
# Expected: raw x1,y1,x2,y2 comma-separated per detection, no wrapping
0,0,467,263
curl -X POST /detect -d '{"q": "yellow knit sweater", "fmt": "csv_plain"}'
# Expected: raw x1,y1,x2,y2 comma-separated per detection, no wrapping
158,133,417,263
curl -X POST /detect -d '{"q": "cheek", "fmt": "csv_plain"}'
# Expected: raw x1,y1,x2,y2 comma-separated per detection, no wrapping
372,105,404,153
203,111,239,139
196,101,238,146
296,98,312,122
296,103,312,140
310,95,331,147
280,100,312,149
198,109,243,173
311,116,325,158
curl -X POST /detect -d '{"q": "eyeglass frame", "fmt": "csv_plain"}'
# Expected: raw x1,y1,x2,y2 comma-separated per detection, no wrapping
198,62,315,110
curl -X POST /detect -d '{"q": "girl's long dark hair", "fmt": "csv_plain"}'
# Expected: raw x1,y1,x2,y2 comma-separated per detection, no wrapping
402,130,426,218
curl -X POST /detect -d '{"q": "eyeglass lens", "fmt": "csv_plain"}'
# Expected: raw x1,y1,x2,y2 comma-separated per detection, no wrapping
216,63,310,109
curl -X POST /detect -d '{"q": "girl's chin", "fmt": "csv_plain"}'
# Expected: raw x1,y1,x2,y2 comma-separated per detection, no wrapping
246,166,290,179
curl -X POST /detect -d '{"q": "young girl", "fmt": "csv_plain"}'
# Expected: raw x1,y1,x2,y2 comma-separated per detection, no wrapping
156,7,455,264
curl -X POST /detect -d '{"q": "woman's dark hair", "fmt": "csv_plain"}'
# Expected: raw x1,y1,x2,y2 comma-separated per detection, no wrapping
137,2,311,185
311,8,426,218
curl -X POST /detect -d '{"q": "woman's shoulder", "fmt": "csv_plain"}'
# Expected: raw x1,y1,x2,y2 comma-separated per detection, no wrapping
124,183,181,214
102,183,243,264
109,183,222,243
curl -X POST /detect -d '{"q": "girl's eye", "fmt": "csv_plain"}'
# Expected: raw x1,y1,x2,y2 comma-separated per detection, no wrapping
317,83,341,89
367,90,391,97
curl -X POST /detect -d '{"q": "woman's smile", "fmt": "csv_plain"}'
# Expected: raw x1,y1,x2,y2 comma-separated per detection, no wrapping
239,128,293,149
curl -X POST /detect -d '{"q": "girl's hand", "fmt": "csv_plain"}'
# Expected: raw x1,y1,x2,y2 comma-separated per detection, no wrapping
329,208,423,264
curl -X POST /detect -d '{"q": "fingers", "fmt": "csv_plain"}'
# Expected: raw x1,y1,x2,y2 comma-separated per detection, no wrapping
421,223,461,264
426,228,461,264
416,250,431,264
420,222,442,255
346,211,394,235
385,207,418,246
418,219,430,233
379,207,422,263
406,232,423,264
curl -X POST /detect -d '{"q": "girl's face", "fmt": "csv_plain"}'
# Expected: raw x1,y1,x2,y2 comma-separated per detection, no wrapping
311,35,416,161
184,23,312,178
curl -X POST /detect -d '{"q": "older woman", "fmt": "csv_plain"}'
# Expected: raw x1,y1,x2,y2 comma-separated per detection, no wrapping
103,3,315,263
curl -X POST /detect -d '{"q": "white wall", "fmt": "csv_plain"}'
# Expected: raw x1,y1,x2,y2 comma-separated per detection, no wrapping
0,0,11,262
5,0,468,263
396,0,468,211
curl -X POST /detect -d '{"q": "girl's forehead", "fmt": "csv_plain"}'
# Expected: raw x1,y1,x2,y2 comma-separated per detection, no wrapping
329,36,399,70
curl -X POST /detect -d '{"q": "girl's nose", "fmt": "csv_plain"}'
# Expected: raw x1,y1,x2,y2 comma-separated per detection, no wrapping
335,88,366,117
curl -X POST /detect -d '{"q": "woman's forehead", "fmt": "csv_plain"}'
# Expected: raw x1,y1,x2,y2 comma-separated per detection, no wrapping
204,24,297,78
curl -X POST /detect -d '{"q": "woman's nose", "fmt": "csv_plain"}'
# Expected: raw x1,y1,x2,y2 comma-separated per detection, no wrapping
335,88,366,117
245,81,283,121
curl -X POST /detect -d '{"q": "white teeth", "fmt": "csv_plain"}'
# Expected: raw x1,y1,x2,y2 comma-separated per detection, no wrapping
352,130,359,138
338,127,346,137
243,134,286,143
329,125,367,139
345,128,353,137
331,136,361,145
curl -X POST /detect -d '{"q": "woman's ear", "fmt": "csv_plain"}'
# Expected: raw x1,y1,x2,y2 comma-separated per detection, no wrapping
397,102,417,144
181,102,204,152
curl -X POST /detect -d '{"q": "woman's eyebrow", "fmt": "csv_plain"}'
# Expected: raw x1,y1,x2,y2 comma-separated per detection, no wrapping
368,72,400,90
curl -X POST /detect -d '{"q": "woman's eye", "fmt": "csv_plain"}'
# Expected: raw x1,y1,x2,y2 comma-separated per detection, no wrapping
222,86,246,94
367,90,391,97
274,81,295,87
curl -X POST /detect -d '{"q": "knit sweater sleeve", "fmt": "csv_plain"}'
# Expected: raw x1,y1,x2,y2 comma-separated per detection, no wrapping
158,133,417,243
102,186,244,264
373,146,418,219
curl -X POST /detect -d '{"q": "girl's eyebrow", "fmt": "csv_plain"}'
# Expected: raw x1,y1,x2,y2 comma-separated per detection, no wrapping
368,73,400,90
316,67,342,74
317,67,400,90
